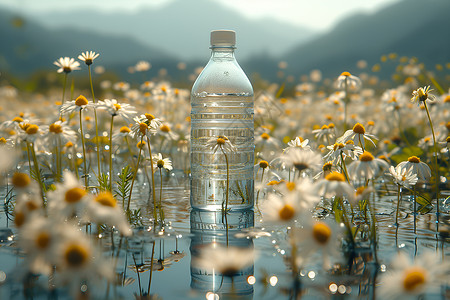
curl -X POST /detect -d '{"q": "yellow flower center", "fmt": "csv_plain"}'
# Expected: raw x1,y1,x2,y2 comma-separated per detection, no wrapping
64,244,90,268
145,113,155,121
120,126,131,133
352,123,366,134
14,211,26,227
403,268,426,292
321,124,329,130
12,116,23,123
75,95,88,106
322,162,333,172
328,123,335,129
408,156,420,163
340,71,352,77
49,123,63,134
0,137,6,144
95,191,117,207
216,137,226,145
12,172,31,188
137,141,146,149
359,151,374,162
444,95,450,103
259,160,269,169
261,133,270,140
139,122,148,135
65,187,86,204
157,160,165,168
325,172,345,182
312,222,332,245
160,124,170,132
345,140,355,145
367,121,375,126
26,124,39,135
279,204,295,221
356,186,366,196
333,143,345,151
417,88,428,102
113,103,121,111
36,232,51,249
286,182,296,191
65,141,74,148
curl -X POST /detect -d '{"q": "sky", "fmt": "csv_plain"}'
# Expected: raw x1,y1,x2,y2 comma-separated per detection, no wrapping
0,0,401,31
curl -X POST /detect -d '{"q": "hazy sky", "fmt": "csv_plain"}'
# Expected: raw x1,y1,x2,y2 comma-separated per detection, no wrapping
1,0,401,30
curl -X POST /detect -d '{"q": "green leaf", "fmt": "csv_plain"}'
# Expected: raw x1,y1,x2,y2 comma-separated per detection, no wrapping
390,146,423,165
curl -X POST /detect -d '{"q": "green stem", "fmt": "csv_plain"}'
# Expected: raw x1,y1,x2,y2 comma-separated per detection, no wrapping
255,168,265,205
220,145,230,213
340,152,351,183
337,197,355,247
109,116,114,191
147,241,155,295
126,136,143,212
29,142,46,206
79,110,88,188
413,184,417,234
88,65,102,179
159,168,164,221
395,185,401,226
423,101,440,219
146,136,157,222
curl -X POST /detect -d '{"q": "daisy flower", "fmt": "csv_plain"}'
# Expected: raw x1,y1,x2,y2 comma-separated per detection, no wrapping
411,86,436,105
206,135,236,154
151,153,173,172
335,71,362,91
130,114,162,139
42,120,77,147
158,123,180,141
17,122,42,143
84,191,132,236
54,57,80,73
283,136,311,153
134,60,151,72
47,171,89,219
315,171,355,203
293,218,342,270
347,151,389,181
312,124,335,144
323,140,363,164
281,148,322,174
387,165,418,189
78,51,99,66
337,122,378,148
193,243,255,277
396,156,431,181
261,192,302,225
96,98,137,124
378,251,450,299
60,95,91,115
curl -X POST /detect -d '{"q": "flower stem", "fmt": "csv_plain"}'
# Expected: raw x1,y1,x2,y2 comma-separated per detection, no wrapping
79,110,88,188
126,136,143,212
395,185,401,226
423,101,440,220
413,184,417,234
146,136,157,222
88,65,102,180
220,145,230,213
159,168,164,221
109,116,114,191
29,142,45,206
255,168,265,205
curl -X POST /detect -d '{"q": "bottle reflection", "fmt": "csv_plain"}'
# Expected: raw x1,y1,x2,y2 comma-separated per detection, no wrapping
190,209,255,299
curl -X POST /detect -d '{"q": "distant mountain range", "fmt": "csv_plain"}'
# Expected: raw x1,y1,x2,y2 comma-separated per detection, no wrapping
1,0,449,82
283,0,450,78
26,0,315,61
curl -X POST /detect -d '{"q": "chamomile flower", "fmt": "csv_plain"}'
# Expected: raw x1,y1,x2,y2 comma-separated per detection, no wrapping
315,172,355,203
337,122,378,148
335,71,362,91
281,148,322,174
84,191,132,236
193,243,255,277
54,57,80,73
387,165,418,189
134,60,151,72
47,171,89,219
18,122,42,143
152,153,173,172
347,151,389,181
78,51,99,66
378,251,450,299
283,136,311,152
293,218,342,270
261,192,302,225
396,156,431,181
96,98,137,123
42,120,77,147
411,86,436,105
158,123,180,140
60,95,91,115
323,140,363,164
130,114,162,139
206,135,236,154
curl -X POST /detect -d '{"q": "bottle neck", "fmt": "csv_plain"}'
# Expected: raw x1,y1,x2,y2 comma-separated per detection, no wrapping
210,46,236,60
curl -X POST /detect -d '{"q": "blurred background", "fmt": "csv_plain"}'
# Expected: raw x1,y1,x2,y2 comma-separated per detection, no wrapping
1,0,449,90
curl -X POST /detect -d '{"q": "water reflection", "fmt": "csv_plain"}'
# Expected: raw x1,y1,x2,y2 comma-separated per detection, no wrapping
190,209,254,299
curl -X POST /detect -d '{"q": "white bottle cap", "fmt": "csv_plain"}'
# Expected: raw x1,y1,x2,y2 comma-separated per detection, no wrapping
210,30,236,47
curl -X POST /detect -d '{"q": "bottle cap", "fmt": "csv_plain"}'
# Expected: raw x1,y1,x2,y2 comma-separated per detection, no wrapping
210,30,236,47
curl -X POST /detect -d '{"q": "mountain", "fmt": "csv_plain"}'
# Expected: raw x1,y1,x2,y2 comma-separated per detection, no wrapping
0,9,175,75
283,0,450,78
25,0,315,61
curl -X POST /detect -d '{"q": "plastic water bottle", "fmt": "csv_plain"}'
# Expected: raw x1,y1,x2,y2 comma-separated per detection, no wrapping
190,30,254,211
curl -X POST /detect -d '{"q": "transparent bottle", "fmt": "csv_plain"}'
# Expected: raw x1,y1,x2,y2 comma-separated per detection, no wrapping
190,30,254,211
